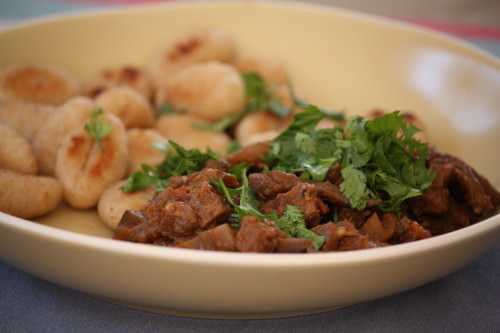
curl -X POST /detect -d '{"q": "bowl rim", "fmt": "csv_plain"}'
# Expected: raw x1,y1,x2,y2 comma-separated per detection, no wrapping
1,0,499,268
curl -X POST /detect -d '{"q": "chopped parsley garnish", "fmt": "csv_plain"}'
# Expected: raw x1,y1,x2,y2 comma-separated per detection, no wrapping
265,106,435,212
84,108,112,144
121,140,217,193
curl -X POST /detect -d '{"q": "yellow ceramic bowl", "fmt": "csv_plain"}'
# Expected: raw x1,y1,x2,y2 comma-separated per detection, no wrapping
0,1,499,318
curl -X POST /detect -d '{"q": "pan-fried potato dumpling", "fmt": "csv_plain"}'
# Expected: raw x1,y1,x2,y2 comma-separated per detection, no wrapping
127,129,165,174
235,111,288,146
0,124,37,175
85,65,153,100
0,169,62,219
33,97,96,175
236,57,288,85
156,114,230,154
149,28,236,85
156,62,244,121
55,113,128,209
96,86,154,129
0,99,56,141
98,180,155,230
0,65,79,105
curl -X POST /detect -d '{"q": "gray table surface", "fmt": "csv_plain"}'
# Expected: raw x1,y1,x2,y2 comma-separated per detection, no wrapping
1,244,499,333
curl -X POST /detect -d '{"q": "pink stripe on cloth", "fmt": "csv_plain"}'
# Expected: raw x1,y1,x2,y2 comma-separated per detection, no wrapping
403,18,500,40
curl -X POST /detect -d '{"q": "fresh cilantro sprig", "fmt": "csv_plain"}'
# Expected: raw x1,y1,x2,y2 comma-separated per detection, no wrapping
265,106,435,212
84,108,112,144
122,140,217,193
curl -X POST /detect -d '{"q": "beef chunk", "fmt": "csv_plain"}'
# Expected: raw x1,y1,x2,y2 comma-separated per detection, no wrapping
312,221,378,251
392,216,431,242
313,181,348,206
420,199,471,235
326,164,342,185
204,159,230,172
187,168,240,188
249,171,299,200
261,183,329,227
226,142,270,167
276,238,314,253
114,210,147,241
118,169,232,245
409,162,453,215
235,216,282,253
186,181,231,228
361,212,396,242
176,224,236,251
338,207,369,229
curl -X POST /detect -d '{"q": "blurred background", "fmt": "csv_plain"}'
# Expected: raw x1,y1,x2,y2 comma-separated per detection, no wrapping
0,0,499,55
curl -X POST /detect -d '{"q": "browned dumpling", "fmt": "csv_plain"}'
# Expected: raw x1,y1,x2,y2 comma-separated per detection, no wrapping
0,124,37,175
0,65,79,105
55,113,128,209
235,111,286,146
236,57,288,85
149,28,236,85
0,99,56,141
156,61,244,121
127,129,165,174
33,97,96,175
156,114,230,154
0,169,62,219
85,65,153,100
98,180,155,230
96,86,155,129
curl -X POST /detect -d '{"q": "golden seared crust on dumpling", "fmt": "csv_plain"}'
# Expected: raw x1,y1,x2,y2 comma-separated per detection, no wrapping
0,99,56,141
0,169,62,219
33,97,96,176
149,28,236,86
0,65,79,105
156,61,244,121
0,124,37,175
96,86,155,129
85,65,153,100
126,129,165,174
98,180,155,230
55,113,128,209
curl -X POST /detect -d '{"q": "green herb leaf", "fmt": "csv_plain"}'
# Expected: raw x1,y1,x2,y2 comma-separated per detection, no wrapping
84,108,112,144
121,140,217,193
227,140,242,154
340,166,369,210
242,72,292,117
158,103,178,116
275,205,325,250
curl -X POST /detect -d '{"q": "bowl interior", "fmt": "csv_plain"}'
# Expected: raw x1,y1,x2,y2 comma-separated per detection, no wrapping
0,1,499,238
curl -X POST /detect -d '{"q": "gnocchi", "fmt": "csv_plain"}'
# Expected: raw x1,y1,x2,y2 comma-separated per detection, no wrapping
0,65,79,105
85,65,153,100
149,28,236,85
96,86,155,129
0,169,62,219
0,124,38,175
156,61,245,121
156,114,230,154
33,97,96,175
55,113,128,209
127,129,166,174
98,180,155,230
